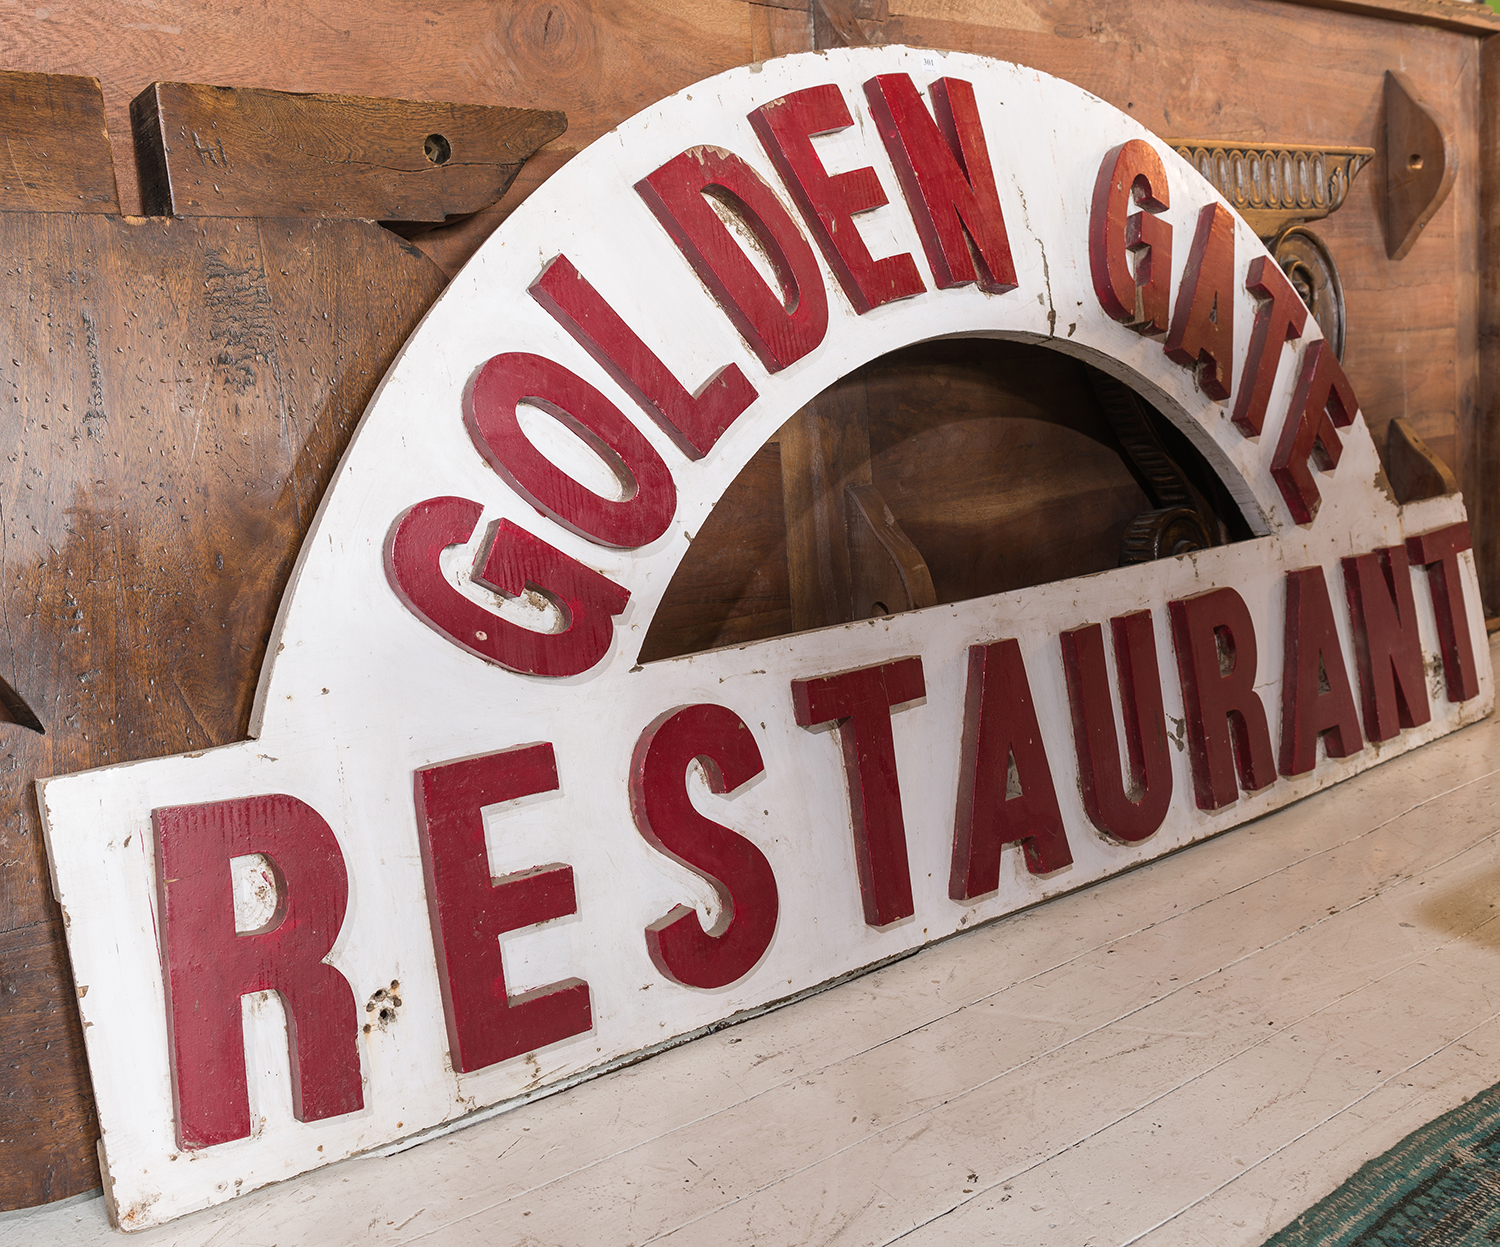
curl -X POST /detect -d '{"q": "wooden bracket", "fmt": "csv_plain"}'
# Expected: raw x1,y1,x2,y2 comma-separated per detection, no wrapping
1384,70,1456,261
1387,416,1459,503
846,482,937,619
130,83,566,222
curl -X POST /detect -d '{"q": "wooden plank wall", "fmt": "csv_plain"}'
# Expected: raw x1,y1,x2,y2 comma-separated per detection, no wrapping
0,1,811,274
0,0,1495,1214
0,1,1483,467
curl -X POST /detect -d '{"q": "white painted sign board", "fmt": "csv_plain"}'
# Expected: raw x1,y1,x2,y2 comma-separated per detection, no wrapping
37,46,1492,1230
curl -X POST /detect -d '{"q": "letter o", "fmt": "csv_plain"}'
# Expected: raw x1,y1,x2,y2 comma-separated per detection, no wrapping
465,352,677,549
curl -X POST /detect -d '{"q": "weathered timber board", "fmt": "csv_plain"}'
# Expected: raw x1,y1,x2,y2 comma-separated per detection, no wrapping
0,213,445,1209
641,340,1159,662
0,0,782,272
0,71,118,214
131,83,565,221
0,1,1481,514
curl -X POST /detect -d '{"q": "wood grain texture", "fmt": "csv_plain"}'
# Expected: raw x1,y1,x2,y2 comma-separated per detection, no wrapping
1271,0,1500,34
780,375,873,631
813,0,881,47
643,341,1158,661
1384,70,1458,261
1475,34,1500,614
862,341,1153,605
0,0,790,215
0,921,96,1210
130,82,565,221
0,70,118,214
750,1,815,58
845,480,938,618
0,212,444,1208
638,444,792,662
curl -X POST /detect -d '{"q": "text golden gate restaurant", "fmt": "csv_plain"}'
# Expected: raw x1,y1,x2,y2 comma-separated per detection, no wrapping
36,47,1491,1229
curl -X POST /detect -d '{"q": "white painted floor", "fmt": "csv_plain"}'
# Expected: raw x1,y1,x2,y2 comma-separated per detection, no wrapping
11,636,1500,1246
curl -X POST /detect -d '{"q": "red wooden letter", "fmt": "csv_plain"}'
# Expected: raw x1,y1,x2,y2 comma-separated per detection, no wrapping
529,255,757,460
631,704,778,989
1169,587,1278,809
750,83,925,313
1279,566,1364,777
791,657,925,927
636,147,829,373
1060,612,1173,844
1271,339,1358,525
951,639,1073,901
385,498,630,678
154,794,362,1150
863,73,1018,294
1407,521,1481,703
415,743,591,1075
465,351,676,550
1341,546,1431,741
1231,256,1308,437
1089,139,1172,337
1164,203,1236,400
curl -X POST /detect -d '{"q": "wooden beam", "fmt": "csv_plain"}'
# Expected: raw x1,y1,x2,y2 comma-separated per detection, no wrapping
0,70,119,214
130,83,566,221
1263,0,1500,35
1474,36,1500,612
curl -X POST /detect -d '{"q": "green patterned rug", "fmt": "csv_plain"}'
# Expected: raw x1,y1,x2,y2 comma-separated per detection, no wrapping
1264,1083,1500,1246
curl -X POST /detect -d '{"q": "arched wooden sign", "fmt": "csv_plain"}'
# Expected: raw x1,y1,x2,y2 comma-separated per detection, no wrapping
39,46,1491,1229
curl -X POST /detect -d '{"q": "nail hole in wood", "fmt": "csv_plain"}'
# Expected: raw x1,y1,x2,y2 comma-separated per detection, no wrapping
425,133,452,165
1409,153,1423,171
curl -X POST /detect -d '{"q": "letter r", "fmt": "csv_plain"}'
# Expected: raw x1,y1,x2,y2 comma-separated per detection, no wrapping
154,794,364,1150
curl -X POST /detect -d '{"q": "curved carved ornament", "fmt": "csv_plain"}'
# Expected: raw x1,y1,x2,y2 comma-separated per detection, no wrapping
1167,142,1374,241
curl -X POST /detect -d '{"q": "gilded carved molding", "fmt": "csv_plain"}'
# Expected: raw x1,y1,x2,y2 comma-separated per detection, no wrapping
1166,141,1375,357
1166,142,1375,240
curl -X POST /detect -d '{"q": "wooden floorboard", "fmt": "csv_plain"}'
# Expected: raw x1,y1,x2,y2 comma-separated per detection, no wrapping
6,637,1500,1246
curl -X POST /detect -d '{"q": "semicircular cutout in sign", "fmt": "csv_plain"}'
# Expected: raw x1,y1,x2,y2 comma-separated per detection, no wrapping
37,46,1492,1230
640,338,1255,662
